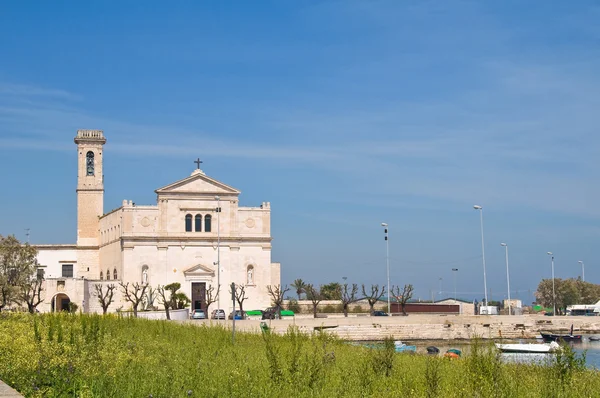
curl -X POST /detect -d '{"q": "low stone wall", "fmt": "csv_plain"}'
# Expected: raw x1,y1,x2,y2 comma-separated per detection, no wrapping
137,309,189,321
185,314,600,341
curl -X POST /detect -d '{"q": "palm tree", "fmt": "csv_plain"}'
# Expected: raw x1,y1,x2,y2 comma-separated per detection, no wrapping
291,279,306,300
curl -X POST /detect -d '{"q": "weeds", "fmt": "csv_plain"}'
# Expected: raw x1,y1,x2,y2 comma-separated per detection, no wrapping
0,314,596,397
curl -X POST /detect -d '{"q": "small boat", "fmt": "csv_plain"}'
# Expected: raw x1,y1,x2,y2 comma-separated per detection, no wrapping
394,341,416,353
540,332,582,342
589,336,600,342
426,346,440,355
496,341,560,354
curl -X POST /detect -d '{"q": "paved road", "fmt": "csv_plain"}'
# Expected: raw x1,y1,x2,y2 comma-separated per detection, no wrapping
0,381,22,398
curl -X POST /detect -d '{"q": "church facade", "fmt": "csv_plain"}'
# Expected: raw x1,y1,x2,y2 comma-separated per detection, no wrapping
35,130,280,314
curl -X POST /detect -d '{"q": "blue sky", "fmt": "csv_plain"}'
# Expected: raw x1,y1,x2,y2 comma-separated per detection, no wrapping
1,1,599,304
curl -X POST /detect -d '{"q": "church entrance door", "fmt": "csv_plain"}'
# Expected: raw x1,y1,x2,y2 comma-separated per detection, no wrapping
191,282,206,311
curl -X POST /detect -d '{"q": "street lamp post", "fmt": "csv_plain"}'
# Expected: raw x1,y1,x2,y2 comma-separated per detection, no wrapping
473,205,488,311
381,223,390,315
452,268,458,311
216,196,221,317
500,243,511,315
547,252,556,316
438,277,443,300
578,261,585,282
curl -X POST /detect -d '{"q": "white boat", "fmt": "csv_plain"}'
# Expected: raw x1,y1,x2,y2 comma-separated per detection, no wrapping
495,341,560,354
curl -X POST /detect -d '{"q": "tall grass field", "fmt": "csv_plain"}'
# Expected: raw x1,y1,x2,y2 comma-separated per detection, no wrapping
0,313,598,397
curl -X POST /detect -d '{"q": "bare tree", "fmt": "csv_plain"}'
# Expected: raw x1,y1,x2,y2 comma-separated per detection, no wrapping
391,284,414,315
266,284,290,318
119,282,148,317
20,275,44,314
94,283,116,315
305,284,323,318
362,284,386,315
230,284,248,317
205,284,219,314
340,283,359,317
142,286,157,311
156,285,171,320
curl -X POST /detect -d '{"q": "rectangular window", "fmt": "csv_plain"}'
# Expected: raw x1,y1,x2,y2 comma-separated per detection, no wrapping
62,264,74,278
37,268,45,280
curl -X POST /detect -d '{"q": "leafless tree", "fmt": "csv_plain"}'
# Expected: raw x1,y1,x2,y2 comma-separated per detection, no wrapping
230,284,248,317
94,283,116,315
266,284,290,318
20,276,44,314
119,282,148,317
305,284,323,318
341,283,359,317
391,284,414,315
205,284,219,314
362,284,386,315
156,285,171,320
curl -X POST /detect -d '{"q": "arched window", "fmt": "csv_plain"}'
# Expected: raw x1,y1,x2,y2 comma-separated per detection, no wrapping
113,268,117,280
106,269,110,280
86,151,95,176
247,265,254,285
195,214,202,232
142,265,149,285
204,214,212,232
100,271,103,281
185,214,193,232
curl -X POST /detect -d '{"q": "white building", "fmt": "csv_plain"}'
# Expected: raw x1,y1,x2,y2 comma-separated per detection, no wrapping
35,130,281,314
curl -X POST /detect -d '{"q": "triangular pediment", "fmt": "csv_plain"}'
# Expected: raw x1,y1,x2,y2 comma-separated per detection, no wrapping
183,264,215,276
155,170,240,196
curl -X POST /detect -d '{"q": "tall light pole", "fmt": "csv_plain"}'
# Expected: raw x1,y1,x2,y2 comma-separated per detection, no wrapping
216,195,221,316
500,243,511,315
578,261,585,282
547,252,556,316
438,277,443,300
452,268,458,304
381,223,390,315
473,205,488,310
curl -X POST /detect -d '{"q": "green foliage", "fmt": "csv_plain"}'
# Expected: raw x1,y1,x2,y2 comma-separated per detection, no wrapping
536,278,600,314
321,282,341,300
286,298,301,314
0,314,598,397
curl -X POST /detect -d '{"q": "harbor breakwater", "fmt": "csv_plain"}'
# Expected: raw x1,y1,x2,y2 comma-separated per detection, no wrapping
187,314,600,341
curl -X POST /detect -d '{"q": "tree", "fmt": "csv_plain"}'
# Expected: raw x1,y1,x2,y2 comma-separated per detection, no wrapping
205,284,219,314
266,284,290,318
142,286,158,311
119,282,148,317
156,285,172,320
94,283,116,315
340,283,359,317
391,284,414,315
291,279,306,300
0,235,38,312
321,282,342,300
305,284,323,318
20,274,44,314
231,284,248,317
362,284,386,315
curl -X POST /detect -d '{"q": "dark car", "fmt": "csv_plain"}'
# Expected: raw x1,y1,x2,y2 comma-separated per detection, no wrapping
228,310,245,320
373,310,388,316
262,307,280,320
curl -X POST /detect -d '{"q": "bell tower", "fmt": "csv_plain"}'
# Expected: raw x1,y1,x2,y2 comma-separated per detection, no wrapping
74,129,106,246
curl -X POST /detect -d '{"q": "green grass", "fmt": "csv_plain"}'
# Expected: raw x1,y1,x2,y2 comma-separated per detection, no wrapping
0,313,597,397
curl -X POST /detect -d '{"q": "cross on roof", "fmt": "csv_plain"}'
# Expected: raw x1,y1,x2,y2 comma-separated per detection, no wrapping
194,158,203,169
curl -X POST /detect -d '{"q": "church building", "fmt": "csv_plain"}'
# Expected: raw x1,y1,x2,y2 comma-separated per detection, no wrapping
35,130,281,314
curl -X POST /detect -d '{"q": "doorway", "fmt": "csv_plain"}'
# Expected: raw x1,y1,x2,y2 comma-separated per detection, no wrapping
191,282,206,311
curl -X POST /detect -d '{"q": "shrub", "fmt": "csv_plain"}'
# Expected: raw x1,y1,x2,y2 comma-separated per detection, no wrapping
287,299,301,314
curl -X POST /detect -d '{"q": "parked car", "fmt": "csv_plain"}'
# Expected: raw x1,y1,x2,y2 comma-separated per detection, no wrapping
262,307,279,320
228,310,245,320
211,309,226,319
191,309,206,319
373,310,388,317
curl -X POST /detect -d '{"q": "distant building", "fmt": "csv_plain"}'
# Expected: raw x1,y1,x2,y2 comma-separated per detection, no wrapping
435,298,475,316
566,300,600,316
